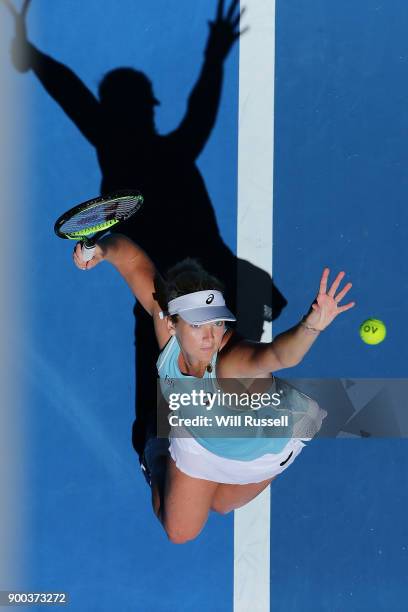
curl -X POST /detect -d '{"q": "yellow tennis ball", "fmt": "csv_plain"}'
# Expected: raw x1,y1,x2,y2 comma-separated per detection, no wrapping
359,318,386,345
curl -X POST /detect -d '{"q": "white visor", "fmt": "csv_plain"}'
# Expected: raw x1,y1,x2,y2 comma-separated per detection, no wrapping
164,290,236,325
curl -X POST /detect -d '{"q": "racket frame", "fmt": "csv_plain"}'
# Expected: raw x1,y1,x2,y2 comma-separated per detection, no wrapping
54,191,143,260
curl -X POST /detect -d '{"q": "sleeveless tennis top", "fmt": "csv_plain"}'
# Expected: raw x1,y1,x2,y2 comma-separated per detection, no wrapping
157,335,292,461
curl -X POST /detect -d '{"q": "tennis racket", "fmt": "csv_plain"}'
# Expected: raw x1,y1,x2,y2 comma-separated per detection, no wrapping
54,191,143,262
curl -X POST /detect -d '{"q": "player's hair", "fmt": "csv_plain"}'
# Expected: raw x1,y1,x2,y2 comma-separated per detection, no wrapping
154,258,224,323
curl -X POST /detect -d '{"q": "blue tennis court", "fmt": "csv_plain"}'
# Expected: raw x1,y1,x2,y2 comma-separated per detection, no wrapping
1,1,408,610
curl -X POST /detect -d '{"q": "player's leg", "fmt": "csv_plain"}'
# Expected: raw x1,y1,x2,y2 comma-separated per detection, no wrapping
152,455,218,544
210,477,275,515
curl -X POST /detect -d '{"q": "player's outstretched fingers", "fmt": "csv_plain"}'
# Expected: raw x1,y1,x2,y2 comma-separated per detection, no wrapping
318,267,330,295
328,271,345,297
337,301,355,313
334,282,352,304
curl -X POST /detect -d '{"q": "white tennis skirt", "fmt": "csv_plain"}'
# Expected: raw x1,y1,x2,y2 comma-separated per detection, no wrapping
169,432,306,485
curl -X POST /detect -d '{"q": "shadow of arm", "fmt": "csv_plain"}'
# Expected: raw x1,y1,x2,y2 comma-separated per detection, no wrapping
169,54,224,160
25,43,101,146
169,0,243,159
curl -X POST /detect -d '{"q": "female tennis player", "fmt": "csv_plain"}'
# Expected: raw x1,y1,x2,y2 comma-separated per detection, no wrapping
73,235,354,544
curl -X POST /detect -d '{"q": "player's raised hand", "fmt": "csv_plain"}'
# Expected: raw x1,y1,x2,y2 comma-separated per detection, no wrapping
2,0,32,72
304,268,355,331
73,242,104,271
205,0,248,62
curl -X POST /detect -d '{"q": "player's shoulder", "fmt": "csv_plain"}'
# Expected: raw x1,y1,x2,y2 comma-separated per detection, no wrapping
217,330,258,375
220,328,258,351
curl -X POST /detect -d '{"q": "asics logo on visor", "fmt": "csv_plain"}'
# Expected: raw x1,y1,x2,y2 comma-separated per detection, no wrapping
206,294,215,304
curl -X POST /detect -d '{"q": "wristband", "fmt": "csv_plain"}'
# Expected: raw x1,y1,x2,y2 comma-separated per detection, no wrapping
300,317,324,334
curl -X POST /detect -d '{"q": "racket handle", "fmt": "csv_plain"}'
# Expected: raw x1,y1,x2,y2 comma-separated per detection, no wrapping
81,241,96,262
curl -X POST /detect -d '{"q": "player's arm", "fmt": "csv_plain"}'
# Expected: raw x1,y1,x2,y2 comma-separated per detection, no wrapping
73,235,170,348
219,268,355,377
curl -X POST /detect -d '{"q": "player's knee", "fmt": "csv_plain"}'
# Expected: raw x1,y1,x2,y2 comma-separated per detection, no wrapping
167,532,193,545
211,500,234,515
165,527,200,545
164,518,203,544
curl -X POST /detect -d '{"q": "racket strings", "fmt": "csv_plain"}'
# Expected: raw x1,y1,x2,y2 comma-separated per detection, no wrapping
59,196,142,236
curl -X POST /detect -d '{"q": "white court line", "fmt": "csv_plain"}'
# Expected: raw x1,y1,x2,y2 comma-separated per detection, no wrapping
234,1,275,611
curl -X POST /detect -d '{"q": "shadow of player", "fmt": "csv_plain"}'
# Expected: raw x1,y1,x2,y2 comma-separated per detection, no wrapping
5,0,288,458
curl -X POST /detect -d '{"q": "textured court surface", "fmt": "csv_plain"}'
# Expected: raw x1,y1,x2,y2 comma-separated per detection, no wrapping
2,1,408,610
